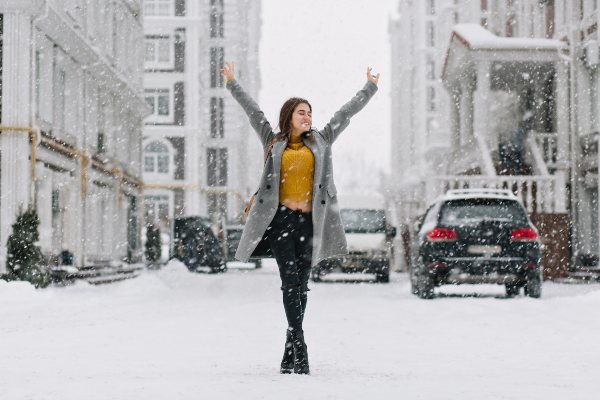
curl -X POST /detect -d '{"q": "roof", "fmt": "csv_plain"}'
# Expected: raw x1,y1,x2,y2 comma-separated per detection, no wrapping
442,24,567,84
452,24,566,51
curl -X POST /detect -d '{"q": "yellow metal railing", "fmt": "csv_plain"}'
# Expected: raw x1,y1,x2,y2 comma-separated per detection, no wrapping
0,126,143,199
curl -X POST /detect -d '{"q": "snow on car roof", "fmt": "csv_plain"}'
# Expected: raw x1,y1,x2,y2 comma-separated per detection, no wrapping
444,188,520,200
430,189,523,206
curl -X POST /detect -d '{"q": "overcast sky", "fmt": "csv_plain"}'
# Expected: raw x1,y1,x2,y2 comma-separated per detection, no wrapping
258,0,399,187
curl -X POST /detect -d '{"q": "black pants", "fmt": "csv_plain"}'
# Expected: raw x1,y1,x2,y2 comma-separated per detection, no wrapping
267,204,313,331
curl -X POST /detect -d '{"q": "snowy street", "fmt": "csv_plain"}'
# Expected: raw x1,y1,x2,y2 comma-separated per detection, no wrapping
1,260,599,400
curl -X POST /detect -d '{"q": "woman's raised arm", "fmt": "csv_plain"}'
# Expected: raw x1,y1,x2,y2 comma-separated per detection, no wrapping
221,61,273,147
321,67,379,144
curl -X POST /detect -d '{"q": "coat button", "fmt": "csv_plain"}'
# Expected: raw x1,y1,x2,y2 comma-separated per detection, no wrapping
318,184,322,188
266,185,271,189
259,199,264,204
321,200,326,205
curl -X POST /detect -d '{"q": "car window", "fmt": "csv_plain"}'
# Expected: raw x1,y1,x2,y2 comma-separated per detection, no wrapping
227,230,243,240
340,209,386,233
422,204,439,226
439,199,528,226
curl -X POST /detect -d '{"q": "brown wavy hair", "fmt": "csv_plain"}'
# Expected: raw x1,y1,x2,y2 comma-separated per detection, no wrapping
275,97,315,142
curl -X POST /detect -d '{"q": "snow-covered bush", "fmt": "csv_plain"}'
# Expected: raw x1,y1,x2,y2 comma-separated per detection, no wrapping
145,224,162,265
2,207,50,288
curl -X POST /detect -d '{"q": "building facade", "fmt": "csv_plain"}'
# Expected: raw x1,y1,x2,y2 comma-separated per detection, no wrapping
390,0,600,272
0,0,147,272
142,0,262,239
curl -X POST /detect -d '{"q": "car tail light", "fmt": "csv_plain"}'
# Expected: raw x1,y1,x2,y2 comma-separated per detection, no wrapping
430,262,447,269
427,227,458,242
511,228,538,241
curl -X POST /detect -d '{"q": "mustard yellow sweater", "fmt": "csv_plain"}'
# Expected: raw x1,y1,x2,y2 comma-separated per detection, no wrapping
279,136,315,204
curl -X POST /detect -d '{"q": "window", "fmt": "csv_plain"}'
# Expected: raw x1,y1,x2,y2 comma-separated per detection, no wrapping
35,51,40,118
426,21,435,47
506,15,516,37
210,97,224,138
144,195,170,224
55,69,66,134
207,192,227,218
210,47,224,88
144,0,173,16
427,117,437,135
145,88,171,120
97,100,107,153
426,56,435,80
427,0,435,15
591,70,598,132
427,86,436,112
145,36,173,68
144,141,170,173
210,0,224,38
97,132,106,153
207,148,228,186
545,1,555,38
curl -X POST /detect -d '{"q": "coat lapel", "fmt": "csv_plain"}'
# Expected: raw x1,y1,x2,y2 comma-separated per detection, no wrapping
303,135,321,185
271,140,287,179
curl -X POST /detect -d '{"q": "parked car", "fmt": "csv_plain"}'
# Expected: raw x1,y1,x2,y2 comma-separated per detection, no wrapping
172,216,226,273
312,193,396,283
410,189,542,299
223,225,261,268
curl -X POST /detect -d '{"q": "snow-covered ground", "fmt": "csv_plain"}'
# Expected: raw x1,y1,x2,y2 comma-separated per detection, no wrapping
1,260,599,400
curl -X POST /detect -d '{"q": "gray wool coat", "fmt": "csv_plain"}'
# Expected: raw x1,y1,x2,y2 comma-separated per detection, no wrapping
228,79,378,267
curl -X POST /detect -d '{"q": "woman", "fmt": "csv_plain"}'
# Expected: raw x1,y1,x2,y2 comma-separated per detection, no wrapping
220,62,379,374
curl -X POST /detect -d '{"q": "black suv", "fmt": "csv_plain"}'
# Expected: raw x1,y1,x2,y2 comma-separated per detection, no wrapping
410,189,542,299
172,216,226,273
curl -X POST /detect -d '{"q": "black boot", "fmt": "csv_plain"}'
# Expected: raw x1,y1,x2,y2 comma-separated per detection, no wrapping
290,329,310,375
280,329,294,374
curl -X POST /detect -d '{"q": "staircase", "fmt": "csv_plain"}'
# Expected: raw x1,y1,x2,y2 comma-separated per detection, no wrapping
555,267,600,283
49,260,144,285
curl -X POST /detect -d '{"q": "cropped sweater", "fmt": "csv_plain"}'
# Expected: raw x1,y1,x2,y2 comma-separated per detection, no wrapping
279,135,315,204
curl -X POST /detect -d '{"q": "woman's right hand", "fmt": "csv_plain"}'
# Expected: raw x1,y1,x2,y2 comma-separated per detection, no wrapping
220,61,235,83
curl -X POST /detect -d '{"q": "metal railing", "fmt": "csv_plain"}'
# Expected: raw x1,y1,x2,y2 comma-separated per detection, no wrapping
426,175,563,213
530,132,559,169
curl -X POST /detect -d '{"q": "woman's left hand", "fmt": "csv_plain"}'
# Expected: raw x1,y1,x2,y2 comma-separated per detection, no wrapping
367,67,380,85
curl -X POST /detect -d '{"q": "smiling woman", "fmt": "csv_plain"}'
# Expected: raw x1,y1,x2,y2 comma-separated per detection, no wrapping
220,60,379,375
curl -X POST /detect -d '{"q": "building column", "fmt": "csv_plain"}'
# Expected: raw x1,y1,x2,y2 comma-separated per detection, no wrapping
473,61,491,141
185,133,201,215
0,12,34,271
459,80,474,146
554,62,569,213
449,86,461,153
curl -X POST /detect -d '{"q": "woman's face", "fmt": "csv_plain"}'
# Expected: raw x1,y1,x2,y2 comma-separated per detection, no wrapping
290,103,312,136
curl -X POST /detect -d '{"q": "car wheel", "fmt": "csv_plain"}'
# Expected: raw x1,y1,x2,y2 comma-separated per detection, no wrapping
375,272,390,283
311,268,324,282
505,284,520,297
417,272,435,299
210,262,227,274
525,273,542,298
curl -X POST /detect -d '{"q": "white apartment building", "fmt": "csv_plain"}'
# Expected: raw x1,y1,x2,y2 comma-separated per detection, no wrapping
390,0,600,274
0,0,147,272
142,0,262,235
